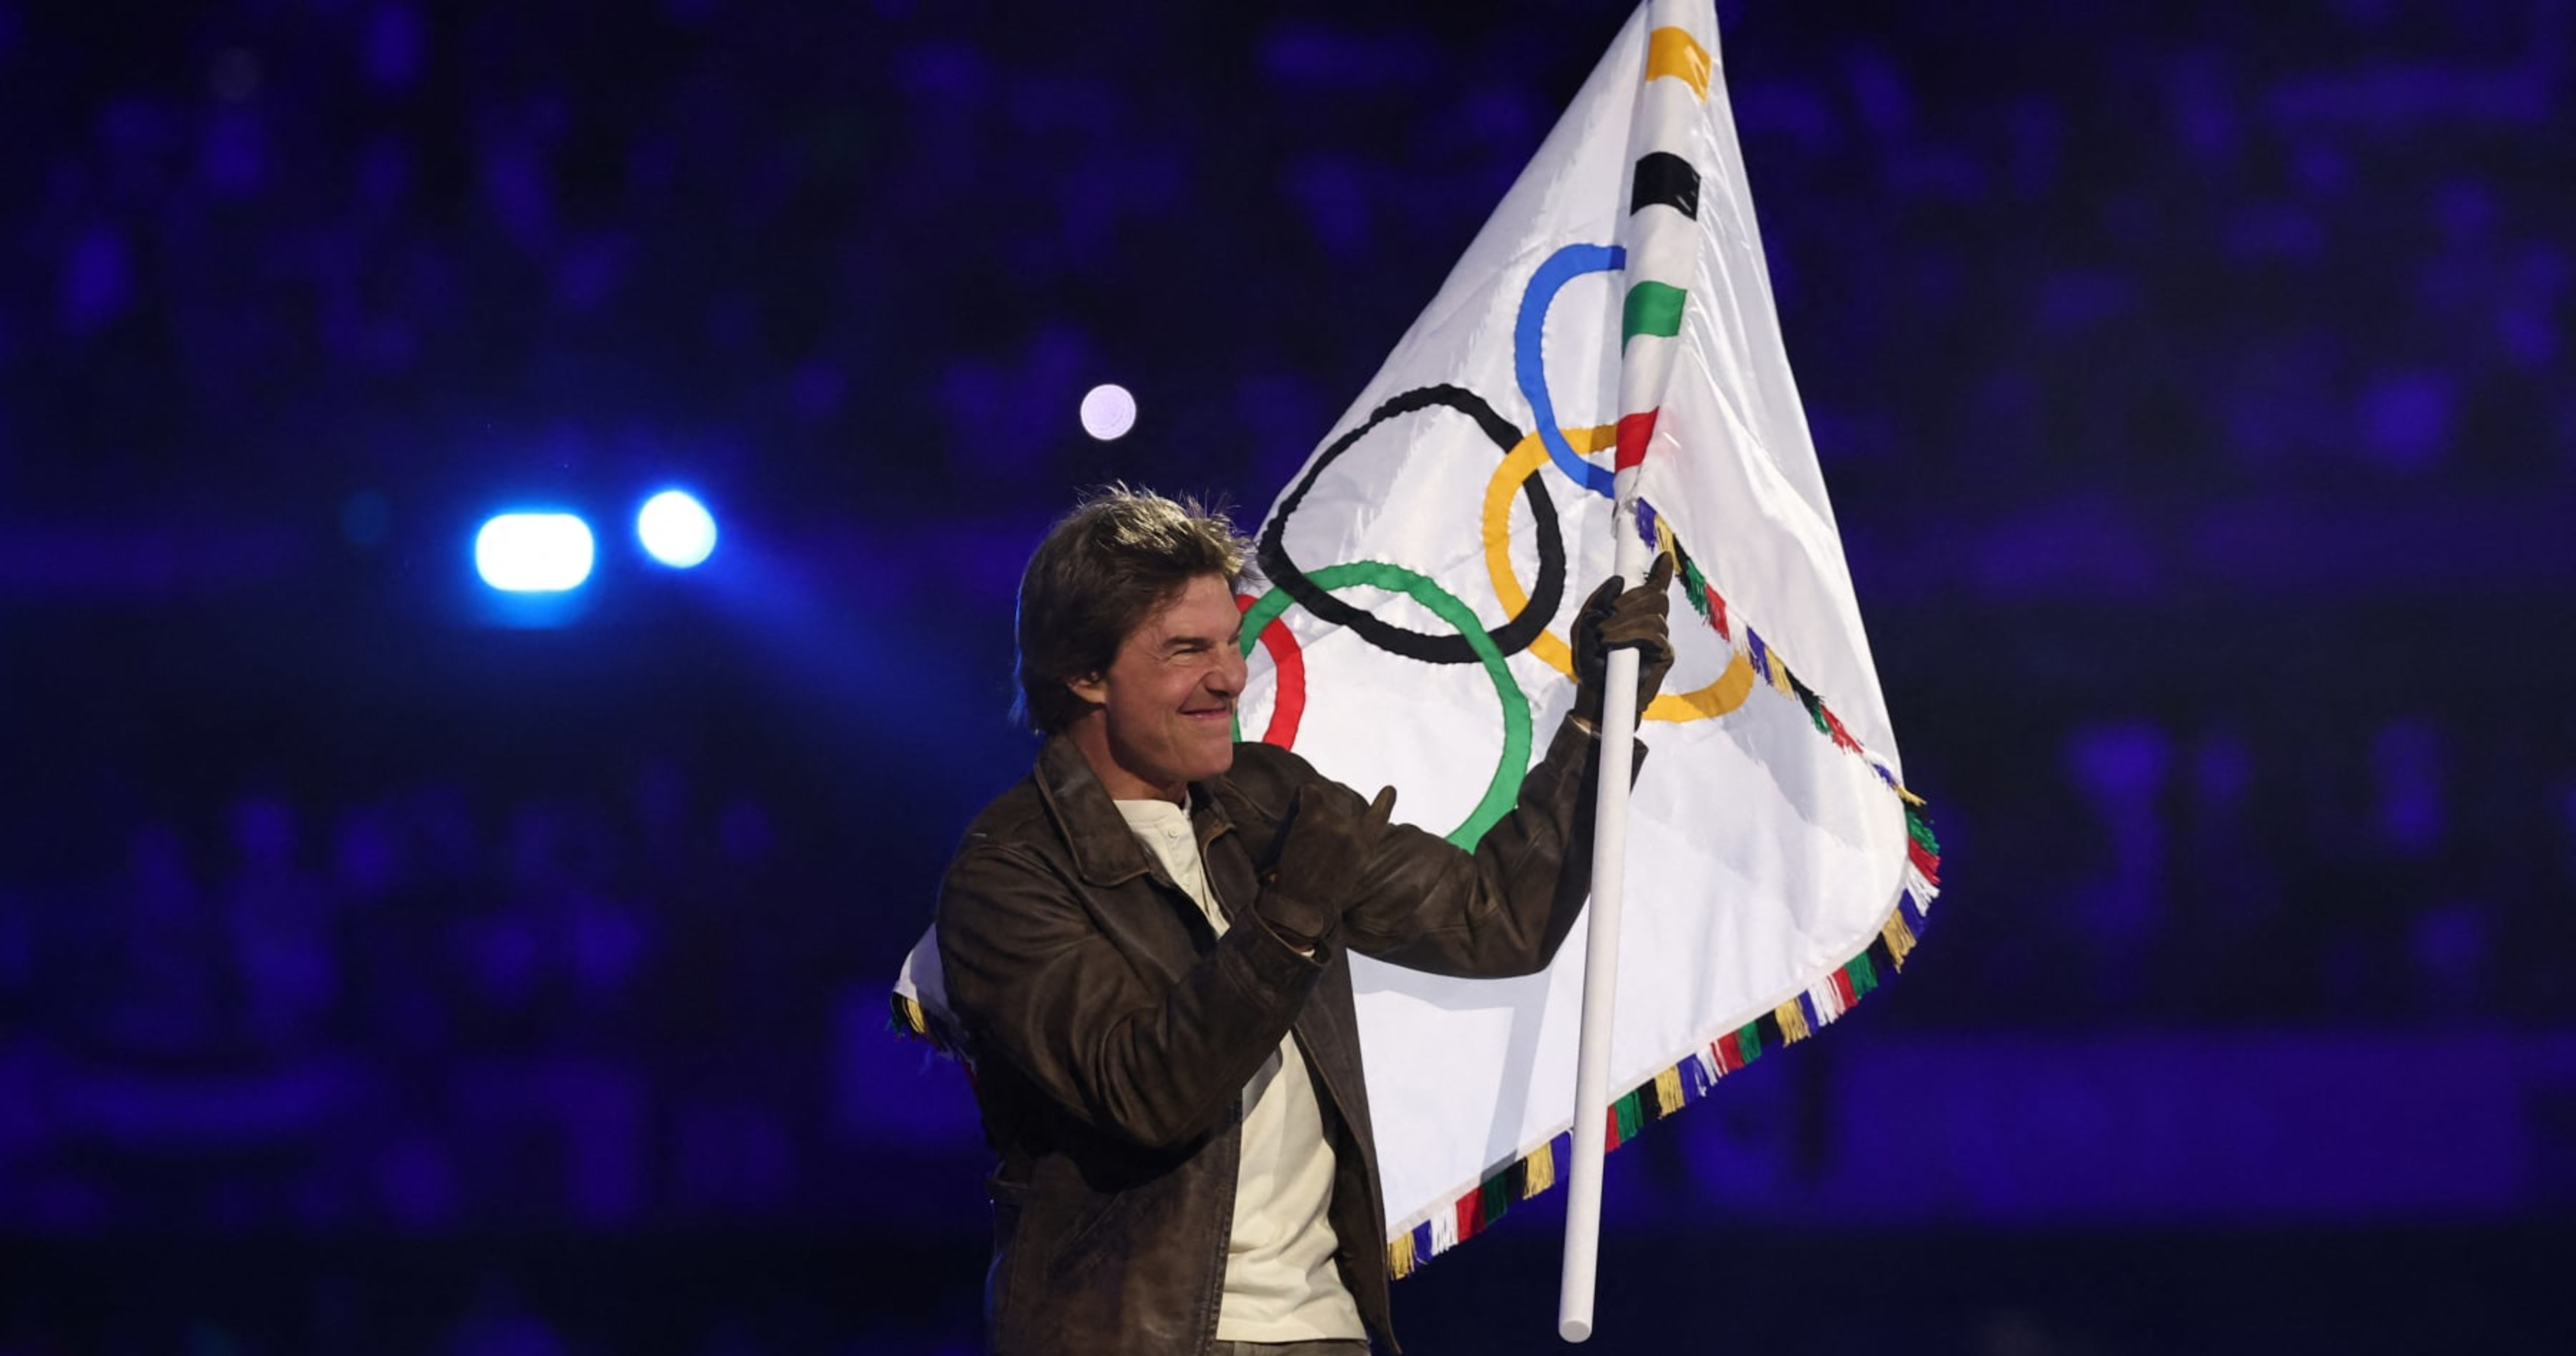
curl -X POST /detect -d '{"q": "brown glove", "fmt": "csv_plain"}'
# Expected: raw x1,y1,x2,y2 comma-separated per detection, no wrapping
1571,553,1677,728
1252,782,1398,951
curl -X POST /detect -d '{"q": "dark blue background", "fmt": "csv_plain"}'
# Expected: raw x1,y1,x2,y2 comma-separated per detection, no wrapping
3,0,2571,1351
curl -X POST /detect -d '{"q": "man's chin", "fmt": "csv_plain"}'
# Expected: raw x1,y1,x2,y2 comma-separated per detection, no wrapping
1193,738,1237,780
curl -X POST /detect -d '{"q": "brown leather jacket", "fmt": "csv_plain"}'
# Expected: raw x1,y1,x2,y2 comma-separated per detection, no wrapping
935,717,1617,1356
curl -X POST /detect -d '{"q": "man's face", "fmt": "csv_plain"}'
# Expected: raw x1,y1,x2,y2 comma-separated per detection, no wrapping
1066,574,1247,802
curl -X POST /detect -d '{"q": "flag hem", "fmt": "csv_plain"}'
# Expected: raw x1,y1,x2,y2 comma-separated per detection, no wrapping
1382,864,1935,1278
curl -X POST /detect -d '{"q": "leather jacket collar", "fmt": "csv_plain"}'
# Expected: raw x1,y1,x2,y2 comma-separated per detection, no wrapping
1031,734,1237,890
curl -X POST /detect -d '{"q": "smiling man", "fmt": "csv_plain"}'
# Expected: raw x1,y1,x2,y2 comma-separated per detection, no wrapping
934,486,1673,1356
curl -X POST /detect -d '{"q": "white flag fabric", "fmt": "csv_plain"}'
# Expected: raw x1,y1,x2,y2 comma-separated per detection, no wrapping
896,0,1939,1276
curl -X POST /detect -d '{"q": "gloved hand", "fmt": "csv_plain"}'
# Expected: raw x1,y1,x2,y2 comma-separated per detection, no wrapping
1252,782,1398,951
1571,553,1676,729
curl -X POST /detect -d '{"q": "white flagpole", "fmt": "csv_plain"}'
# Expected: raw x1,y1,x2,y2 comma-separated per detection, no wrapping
1558,476,1653,1343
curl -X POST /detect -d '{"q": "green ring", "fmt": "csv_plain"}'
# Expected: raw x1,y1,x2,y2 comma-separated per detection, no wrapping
1236,561,1531,849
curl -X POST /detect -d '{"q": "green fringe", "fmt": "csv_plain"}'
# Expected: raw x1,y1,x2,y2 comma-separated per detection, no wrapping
1678,556,1712,618
1847,951,1879,998
1786,673,1832,736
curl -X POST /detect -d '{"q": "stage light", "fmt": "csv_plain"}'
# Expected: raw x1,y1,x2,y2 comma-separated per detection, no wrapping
474,513,595,593
1081,384,1135,441
637,490,717,568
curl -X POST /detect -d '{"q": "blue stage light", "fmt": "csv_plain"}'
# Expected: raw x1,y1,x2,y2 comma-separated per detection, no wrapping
637,490,717,568
474,513,596,593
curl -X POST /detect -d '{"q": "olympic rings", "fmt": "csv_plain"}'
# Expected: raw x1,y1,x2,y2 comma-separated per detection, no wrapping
1481,425,1755,723
1237,561,1531,850
1243,238,1744,830
1257,385,1569,666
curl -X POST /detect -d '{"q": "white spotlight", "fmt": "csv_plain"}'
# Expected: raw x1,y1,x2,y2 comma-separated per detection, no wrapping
637,490,718,568
475,513,596,593
1080,384,1136,441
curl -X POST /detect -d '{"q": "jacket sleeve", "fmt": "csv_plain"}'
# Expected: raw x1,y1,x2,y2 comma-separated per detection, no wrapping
935,836,1328,1151
1321,715,1638,979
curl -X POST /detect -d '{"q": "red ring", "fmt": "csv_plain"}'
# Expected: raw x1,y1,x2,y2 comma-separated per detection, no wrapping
1236,592,1306,749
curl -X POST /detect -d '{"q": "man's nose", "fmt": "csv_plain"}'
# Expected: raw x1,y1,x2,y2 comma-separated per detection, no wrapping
1209,648,1247,696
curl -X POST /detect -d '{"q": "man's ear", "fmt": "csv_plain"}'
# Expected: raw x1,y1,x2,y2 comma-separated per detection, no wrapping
1065,671,1107,707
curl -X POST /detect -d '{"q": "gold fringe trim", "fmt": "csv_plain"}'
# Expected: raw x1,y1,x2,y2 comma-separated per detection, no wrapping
1653,1065,1685,1116
1521,1140,1554,1198
1387,1228,1417,1280
1774,999,1812,1044
1881,912,1917,970
894,994,929,1035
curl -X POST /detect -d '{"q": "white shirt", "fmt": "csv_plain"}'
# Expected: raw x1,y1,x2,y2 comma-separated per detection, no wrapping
1114,797,1367,1343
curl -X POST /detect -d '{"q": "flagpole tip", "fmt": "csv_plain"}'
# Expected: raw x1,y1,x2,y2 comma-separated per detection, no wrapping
1560,1319,1594,1344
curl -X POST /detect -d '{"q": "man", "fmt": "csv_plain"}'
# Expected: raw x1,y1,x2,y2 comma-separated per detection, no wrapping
935,487,1673,1356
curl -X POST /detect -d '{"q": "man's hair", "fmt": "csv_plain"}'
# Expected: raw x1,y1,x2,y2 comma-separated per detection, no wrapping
1013,485,1251,735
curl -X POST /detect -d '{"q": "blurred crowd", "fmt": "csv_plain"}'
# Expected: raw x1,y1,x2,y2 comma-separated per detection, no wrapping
0,753,915,1234
7,1,2566,531
1918,709,2576,1029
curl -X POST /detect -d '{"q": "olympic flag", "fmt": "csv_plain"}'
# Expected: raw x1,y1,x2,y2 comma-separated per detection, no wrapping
897,0,1939,1294
1224,0,1937,1274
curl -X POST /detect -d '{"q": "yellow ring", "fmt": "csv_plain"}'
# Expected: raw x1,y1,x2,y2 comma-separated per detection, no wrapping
1481,427,1754,723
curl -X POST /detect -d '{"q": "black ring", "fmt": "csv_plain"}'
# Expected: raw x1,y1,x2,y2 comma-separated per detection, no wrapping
1257,384,1568,664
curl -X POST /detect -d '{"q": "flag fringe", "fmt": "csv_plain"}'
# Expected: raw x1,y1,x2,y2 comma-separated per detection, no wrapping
1386,497,1941,1278
1384,878,1939,1278
1631,496,1927,803
888,991,969,1058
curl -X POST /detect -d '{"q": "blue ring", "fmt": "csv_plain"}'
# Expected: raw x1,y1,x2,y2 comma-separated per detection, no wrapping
1513,241,1625,499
